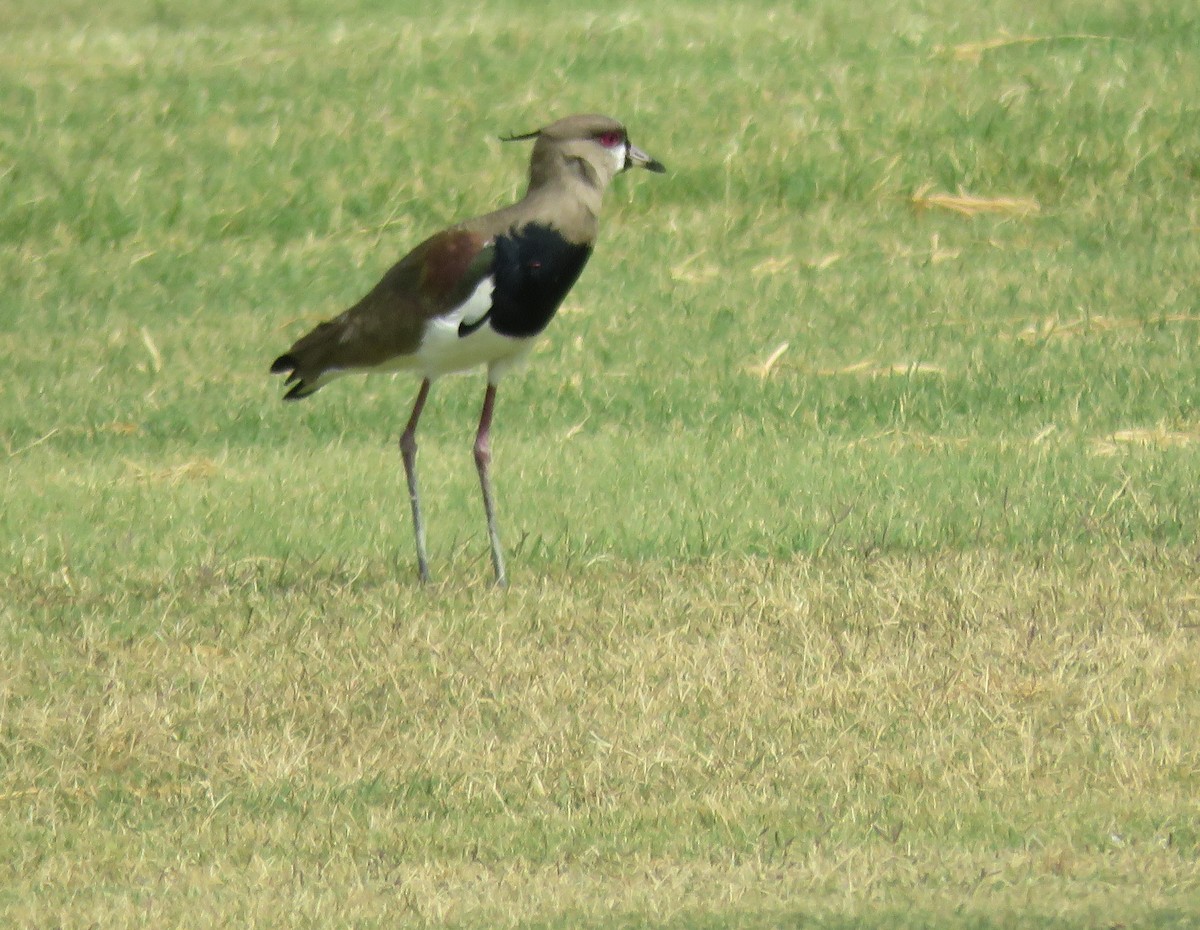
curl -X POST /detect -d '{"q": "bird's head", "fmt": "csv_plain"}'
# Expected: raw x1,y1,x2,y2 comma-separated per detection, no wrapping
504,113,665,192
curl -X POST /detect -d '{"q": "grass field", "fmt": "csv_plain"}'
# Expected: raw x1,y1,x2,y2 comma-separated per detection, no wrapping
3,0,1200,926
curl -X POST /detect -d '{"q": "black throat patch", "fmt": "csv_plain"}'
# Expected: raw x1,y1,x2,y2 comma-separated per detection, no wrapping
484,223,593,339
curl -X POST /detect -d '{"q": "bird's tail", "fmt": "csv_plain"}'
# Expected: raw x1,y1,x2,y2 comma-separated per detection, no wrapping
269,319,346,401
269,353,321,400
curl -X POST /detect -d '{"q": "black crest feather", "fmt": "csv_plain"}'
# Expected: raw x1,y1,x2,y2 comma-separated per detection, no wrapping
499,128,540,143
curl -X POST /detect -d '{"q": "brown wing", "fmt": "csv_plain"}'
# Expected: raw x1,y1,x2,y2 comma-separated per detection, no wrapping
270,228,492,398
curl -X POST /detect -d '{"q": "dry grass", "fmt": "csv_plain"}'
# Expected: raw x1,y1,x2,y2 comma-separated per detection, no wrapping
1012,314,1200,343
1092,429,1200,457
4,551,1200,927
941,34,1116,63
749,347,947,382
910,185,1041,218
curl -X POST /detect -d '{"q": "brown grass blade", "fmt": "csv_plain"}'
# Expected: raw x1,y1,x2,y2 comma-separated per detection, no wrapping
943,33,1115,63
747,341,791,379
1092,428,1199,456
818,359,947,378
912,184,1040,218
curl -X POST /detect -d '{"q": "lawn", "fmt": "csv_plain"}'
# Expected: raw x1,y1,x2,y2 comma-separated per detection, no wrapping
2,1,1199,926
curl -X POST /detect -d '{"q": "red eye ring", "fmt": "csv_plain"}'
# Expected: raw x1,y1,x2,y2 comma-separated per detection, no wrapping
597,131,624,148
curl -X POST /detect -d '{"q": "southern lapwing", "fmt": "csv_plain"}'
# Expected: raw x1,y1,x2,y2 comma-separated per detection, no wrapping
270,113,665,586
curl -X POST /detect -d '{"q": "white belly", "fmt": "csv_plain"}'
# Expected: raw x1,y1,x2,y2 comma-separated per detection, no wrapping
412,316,534,380
375,274,535,382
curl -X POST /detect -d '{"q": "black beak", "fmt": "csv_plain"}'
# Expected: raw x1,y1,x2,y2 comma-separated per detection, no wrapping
627,143,666,173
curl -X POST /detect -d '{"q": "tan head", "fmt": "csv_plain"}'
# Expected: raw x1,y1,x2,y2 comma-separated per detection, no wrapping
504,113,666,194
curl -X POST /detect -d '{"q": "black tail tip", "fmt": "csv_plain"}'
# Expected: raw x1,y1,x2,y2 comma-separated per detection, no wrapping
282,381,317,401
272,353,317,400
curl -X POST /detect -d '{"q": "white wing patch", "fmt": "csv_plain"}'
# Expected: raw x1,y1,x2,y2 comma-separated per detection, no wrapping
404,272,534,380
458,274,495,330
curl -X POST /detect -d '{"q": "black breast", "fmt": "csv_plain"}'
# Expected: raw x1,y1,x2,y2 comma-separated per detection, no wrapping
487,223,593,339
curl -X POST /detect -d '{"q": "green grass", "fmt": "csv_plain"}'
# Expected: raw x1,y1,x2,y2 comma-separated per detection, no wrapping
3,0,1200,926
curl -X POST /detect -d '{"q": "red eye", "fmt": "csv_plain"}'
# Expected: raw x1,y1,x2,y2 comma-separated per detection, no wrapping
597,131,624,148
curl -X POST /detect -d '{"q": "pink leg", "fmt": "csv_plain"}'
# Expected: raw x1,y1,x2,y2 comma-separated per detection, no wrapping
474,383,507,587
400,379,432,583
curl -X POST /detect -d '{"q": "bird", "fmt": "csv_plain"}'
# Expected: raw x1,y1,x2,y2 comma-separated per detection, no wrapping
270,113,665,587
